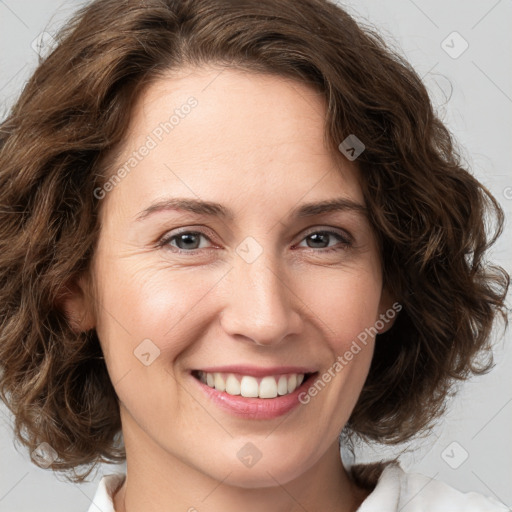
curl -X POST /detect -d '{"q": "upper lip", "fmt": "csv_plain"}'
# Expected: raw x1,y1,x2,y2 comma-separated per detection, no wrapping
193,365,317,377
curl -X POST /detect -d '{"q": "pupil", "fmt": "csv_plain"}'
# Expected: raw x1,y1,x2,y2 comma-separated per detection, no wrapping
179,233,198,249
309,233,327,248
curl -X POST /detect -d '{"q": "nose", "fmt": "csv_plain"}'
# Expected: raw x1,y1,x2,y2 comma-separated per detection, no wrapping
219,248,303,346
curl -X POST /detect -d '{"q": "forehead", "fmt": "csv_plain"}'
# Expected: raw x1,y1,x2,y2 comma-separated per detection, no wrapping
128,66,329,155
99,66,364,221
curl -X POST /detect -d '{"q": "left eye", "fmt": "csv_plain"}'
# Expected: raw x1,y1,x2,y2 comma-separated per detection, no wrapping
297,230,352,251
158,229,351,253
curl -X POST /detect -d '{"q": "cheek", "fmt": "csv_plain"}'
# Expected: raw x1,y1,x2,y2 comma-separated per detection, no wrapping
94,256,226,362
91,260,220,421
296,262,383,350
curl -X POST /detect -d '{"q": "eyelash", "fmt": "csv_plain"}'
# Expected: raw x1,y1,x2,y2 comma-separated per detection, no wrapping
157,228,353,255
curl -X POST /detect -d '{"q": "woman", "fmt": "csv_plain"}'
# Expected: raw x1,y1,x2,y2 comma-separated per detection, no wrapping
0,0,509,511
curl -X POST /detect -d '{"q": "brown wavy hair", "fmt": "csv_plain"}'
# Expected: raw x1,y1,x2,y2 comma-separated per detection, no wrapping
0,0,509,483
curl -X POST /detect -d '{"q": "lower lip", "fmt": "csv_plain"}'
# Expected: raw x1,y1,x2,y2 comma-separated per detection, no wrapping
191,373,315,420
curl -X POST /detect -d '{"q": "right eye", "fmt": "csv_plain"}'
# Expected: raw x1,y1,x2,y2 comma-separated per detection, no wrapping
158,230,215,254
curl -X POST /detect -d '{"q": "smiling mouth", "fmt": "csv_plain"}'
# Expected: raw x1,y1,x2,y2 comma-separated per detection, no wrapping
191,370,317,399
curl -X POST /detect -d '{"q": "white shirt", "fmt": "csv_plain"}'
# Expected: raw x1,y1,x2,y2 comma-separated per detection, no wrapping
86,463,509,512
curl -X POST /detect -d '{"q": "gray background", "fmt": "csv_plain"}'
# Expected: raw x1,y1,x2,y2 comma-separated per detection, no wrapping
0,1,511,511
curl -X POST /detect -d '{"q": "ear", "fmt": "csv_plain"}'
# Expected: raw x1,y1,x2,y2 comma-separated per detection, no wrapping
375,287,401,335
56,275,96,333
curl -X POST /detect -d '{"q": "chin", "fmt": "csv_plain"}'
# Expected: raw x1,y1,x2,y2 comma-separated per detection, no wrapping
199,450,312,489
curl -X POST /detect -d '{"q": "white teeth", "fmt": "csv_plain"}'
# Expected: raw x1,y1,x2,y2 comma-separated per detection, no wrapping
287,374,297,393
214,372,226,392
240,376,259,397
277,375,288,395
259,376,278,398
225,374,241,395
197,371,306,398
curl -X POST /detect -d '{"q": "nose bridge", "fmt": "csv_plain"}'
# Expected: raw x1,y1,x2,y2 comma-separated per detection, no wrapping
220,237,301,345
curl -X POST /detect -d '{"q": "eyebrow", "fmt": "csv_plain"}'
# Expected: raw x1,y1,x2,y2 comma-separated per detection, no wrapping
134,197,367,222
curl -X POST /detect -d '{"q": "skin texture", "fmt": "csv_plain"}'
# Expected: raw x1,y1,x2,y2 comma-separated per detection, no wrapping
64,66,395,512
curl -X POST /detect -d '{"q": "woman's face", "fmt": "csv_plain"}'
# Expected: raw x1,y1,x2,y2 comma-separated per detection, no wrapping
72,66,393,487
